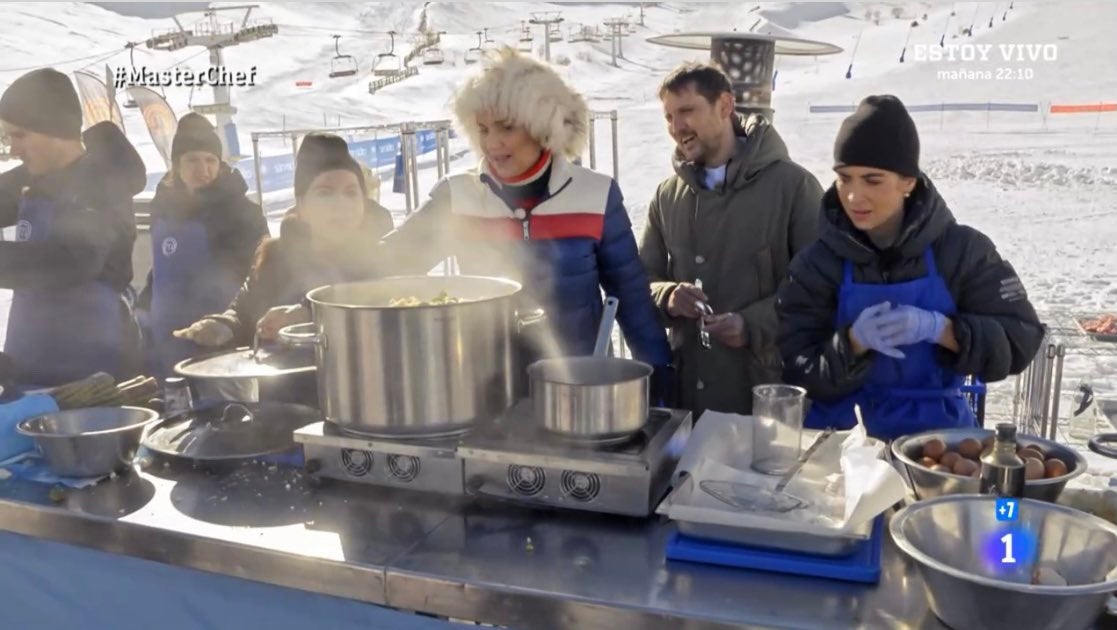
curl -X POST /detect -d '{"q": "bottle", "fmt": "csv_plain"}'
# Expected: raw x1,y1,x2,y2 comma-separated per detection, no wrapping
979,423,1026,498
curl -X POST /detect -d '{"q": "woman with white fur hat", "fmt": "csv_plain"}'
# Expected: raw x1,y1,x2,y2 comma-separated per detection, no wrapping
379,46,673,403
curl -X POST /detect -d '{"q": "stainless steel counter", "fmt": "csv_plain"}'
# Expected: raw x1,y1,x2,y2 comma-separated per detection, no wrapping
0,460,946,629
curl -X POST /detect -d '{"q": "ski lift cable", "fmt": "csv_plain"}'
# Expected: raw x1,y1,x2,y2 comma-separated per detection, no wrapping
156,48,213,73
75,48,132,74
0,47,124,73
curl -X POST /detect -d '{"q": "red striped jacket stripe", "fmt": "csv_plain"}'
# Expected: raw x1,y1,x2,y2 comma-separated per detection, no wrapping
456,212,605,241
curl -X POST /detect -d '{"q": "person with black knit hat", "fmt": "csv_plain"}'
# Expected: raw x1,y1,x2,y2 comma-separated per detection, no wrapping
175,132,390,354
133,112,268,378
776,94,1044,440
0,68,146,387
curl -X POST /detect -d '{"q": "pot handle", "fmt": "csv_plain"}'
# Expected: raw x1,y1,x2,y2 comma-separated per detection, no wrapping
220,403,254,424
278,323,327,350
515,308,547,334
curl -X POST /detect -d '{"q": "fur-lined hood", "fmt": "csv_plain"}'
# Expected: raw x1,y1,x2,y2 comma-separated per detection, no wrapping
451,46,588,161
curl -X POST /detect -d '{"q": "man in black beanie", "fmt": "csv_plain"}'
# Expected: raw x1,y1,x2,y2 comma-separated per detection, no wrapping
0,67,146,386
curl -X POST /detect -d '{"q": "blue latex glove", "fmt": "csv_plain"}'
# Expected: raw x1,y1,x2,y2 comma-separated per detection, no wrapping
877,305,948,348
850,302,907,360
651,364,677,408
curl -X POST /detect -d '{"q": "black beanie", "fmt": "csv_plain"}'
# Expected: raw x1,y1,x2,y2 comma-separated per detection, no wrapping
833,95,920,178
171,113,223,164
294,133,366,198
0,68,82,140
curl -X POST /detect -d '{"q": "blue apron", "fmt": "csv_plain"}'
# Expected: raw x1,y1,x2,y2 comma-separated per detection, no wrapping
149,216,244,378
805,248,975,440
4,194,138,387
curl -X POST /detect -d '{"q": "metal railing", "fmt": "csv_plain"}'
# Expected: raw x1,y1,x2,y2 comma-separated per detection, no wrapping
248,120,454,213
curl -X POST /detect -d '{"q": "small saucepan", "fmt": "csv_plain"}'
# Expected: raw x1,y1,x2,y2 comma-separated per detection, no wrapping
528,297,652,442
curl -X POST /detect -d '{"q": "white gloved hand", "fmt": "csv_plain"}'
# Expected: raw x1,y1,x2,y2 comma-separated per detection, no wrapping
173,319,234,347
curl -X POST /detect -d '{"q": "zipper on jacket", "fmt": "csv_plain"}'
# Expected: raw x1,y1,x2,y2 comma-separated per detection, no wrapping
522,218,530,241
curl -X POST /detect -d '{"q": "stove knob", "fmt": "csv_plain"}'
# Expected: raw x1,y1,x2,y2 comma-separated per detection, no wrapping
304,459,322,474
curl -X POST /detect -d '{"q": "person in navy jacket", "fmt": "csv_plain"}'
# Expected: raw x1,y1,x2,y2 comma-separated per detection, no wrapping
134,113,269,378
776,96,1043,440
0,68,145,387
377,46,673,402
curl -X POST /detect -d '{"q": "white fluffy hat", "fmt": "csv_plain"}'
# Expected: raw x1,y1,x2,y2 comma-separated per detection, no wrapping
451,46,589,160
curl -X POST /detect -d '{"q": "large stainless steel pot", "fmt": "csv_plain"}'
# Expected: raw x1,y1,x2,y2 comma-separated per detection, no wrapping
280,275,523,437
529,356,652,440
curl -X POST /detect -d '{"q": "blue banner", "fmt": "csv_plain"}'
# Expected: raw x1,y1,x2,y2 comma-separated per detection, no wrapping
143,129,442,194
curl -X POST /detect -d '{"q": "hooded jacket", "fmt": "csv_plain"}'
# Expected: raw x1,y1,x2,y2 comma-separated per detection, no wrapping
0,121,145,291
776,175,1044,402
134,165,269,312
209,202,391,345
639,114,823,416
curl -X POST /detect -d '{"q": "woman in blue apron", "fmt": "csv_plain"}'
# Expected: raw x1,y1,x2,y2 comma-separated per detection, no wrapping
1,69,146,387
134,113,268,379
775,95,1044,440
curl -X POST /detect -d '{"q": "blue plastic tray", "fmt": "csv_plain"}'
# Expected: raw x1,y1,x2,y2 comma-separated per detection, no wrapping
665,516,884,584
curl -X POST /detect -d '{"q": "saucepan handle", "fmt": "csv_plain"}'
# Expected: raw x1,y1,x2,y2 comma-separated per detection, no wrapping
515,308,547,335
278,323,327,350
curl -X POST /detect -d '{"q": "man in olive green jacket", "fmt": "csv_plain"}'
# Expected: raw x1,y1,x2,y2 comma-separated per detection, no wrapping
639,62,823,417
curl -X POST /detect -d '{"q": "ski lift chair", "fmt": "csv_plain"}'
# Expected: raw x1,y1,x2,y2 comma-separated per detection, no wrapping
329,35,358,78
372,54,402,76
465,32,485,64
372,31,402,77
422,47,445,65
518,34,533,52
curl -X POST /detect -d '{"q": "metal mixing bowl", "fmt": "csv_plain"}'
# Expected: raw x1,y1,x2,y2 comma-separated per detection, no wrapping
16,406,158,477
891,495,1117,630
891,427,1086,502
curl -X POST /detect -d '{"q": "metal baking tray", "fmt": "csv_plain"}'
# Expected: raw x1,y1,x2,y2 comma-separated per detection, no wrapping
1076,316,1117,343
659,476,872,557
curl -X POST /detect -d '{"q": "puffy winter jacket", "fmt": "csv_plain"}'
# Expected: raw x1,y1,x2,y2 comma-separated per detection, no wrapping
776,175,1045,402
378,155,672,368
0,122,145,384
0,121,145,292
210,204,392,345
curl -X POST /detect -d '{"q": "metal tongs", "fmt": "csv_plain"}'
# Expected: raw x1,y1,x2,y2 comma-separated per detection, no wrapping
699,428,836,513
695,279,712,349
251,331,263,363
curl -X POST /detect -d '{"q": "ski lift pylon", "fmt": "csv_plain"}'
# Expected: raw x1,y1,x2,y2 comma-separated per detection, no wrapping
329,35,358,78
123,42,139,108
